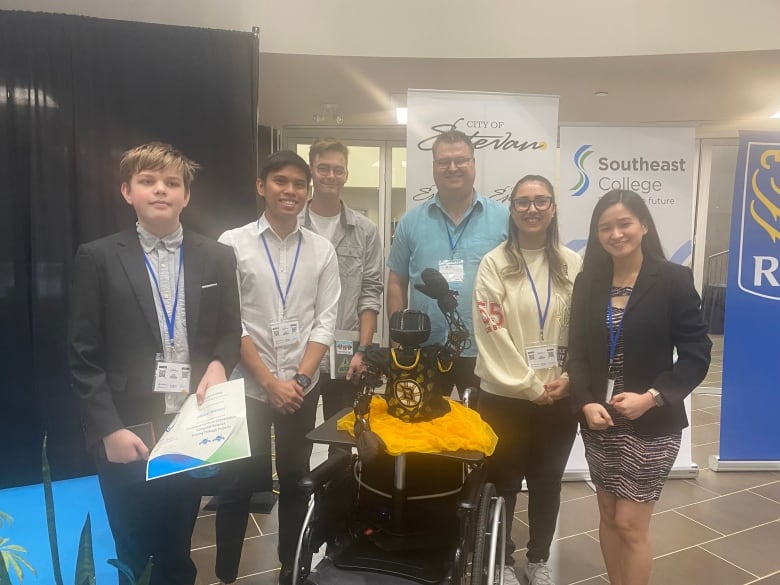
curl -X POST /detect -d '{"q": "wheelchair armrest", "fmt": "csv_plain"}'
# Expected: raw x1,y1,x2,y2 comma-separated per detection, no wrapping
457,463,488,510
298,450,352,495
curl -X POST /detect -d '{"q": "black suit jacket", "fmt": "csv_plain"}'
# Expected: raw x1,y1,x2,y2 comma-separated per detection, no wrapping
567,257,711,436
68,228,242,450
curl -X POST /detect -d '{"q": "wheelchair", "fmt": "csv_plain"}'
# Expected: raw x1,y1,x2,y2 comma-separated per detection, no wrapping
292,420,506,585
291,270,507,585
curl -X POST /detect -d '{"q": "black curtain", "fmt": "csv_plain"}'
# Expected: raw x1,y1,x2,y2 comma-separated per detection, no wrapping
0,11,259,488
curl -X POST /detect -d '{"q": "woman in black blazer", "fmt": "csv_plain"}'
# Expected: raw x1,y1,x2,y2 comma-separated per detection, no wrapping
568,190,710,585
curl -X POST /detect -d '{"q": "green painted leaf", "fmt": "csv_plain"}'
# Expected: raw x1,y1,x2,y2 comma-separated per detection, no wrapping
0,545,36,582
12,554,35,576
42,435,64,585
134,556,153,585
0,512,12,529
6,555,22,582
75,515,95,585
0,554,13,585
107,559,137,583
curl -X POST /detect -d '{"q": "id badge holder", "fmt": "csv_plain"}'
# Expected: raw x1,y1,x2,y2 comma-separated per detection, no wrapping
438,257,464,289
152,353,192,394
525,342,558,370
271,318,300,348
605,378,615,403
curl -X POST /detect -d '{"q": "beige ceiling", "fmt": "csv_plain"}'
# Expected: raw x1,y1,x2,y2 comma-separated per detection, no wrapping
5,1,780,135
261,50,780,135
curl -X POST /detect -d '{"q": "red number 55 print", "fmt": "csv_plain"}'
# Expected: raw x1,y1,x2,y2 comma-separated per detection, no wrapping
476,300,504,330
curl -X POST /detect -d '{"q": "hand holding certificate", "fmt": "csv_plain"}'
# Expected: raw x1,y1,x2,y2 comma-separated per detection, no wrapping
146,378,251,480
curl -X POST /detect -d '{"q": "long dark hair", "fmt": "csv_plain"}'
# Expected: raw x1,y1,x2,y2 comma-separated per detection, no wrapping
502,174,572,288
582,189,666,275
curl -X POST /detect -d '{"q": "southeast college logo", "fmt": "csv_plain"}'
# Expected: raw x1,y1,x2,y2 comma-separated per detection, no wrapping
738,146,780,300
569,144,594,197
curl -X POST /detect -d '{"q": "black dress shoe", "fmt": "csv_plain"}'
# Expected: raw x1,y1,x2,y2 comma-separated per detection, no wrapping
278,565,294,585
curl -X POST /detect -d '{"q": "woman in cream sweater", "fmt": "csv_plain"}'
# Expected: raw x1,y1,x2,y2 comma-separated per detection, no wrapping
473,175,581,585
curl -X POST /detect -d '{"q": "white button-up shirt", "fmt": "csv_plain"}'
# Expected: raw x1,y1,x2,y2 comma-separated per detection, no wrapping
218,216,340,400
137,223,189,414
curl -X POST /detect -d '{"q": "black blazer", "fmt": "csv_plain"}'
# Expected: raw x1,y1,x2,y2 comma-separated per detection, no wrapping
567,257,711,437
68,228,242,450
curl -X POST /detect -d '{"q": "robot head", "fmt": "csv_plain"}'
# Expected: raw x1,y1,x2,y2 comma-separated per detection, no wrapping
389,310,430,347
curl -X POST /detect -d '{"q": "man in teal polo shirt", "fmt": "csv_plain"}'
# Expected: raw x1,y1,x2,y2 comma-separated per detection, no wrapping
387,130,509,405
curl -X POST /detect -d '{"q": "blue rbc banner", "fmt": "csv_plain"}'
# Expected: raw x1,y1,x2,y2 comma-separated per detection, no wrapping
719,131,780,463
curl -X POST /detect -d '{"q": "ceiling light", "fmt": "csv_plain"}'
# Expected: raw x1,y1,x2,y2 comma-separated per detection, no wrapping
771,110,780,119
313,103,343,125
390,93,407,124
594,91,608,97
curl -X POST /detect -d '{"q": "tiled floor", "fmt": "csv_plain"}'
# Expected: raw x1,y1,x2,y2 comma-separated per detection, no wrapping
191,335,780,584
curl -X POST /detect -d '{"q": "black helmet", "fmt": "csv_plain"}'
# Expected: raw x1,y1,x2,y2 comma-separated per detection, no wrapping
389,310,430,347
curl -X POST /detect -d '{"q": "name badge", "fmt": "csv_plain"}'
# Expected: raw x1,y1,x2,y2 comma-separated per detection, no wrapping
153,356,191,394
438,258,464,284
271,318,300,348
525,343,558,370
605,378,615,403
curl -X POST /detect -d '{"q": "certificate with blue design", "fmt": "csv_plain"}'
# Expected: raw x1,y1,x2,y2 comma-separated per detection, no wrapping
146,378,250,480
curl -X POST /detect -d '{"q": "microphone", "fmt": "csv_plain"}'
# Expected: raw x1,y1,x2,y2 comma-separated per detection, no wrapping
414,268,458,313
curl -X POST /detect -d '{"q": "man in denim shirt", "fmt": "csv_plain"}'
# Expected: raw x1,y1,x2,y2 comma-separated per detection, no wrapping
302,137,383,447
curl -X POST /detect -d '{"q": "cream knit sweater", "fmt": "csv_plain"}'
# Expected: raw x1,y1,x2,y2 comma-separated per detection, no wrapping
473,243,582,401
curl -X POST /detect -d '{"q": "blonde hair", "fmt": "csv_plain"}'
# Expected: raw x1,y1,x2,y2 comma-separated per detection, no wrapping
119,142,200,190
308,137,349,165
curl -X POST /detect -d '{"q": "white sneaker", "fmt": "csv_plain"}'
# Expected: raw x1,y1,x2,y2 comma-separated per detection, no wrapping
500,565,522,585
524,561,555,585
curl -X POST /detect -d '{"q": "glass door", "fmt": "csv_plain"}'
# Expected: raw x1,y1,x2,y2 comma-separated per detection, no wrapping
285,129,405,343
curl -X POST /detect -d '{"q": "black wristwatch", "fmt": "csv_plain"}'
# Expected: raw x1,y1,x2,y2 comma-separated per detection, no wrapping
293,373,311,390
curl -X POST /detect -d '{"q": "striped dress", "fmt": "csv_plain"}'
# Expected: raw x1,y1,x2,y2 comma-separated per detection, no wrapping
581,286,681,502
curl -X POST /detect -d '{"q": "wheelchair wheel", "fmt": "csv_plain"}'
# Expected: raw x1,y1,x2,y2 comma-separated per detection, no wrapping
469,483,504,585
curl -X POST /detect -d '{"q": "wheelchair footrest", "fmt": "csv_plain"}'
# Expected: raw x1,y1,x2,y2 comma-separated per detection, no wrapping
333,538,450,585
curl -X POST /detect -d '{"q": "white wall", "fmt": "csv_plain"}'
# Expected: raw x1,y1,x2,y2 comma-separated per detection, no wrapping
4,0,780,58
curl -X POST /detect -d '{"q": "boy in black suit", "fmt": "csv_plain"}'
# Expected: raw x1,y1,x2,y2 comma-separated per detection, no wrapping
68,142,242,585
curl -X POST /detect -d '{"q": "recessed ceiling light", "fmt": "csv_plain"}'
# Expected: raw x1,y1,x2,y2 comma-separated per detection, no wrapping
771,109,780,119
594,91,609,97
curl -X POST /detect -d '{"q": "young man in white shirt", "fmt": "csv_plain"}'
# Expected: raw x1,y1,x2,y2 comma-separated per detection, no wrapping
301,138,382,448
216,151,340,585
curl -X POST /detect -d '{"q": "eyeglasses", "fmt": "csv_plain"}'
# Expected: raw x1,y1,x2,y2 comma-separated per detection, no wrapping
511,196,554,212
433,157,474,170
315,164,347,178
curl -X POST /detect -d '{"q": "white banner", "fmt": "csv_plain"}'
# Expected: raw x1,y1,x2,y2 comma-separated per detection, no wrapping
406,90,558,209
558,125,696,263
558,125,697,476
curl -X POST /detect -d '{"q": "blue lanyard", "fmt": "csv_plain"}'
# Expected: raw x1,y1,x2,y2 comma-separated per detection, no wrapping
523,260,551,341
440,207,474,255
261,231,302,316
607,296,629,370
144,248,184,350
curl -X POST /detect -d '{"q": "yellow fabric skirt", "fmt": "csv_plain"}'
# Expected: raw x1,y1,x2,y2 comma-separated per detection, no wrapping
337,396,498,457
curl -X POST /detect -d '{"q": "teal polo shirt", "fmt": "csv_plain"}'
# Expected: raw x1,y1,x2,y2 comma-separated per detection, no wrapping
387,193,509,356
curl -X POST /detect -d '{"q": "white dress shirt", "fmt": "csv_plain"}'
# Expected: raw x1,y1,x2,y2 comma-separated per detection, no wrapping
218,216,340,401
137,223,189,414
